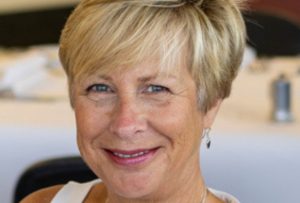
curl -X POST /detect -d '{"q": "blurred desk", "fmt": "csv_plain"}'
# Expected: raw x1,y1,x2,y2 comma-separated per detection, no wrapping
0,53,299,203
216,57,300,133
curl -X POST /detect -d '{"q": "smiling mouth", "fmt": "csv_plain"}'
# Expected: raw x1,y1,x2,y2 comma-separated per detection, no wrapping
112,150,150,158
104,148,159,166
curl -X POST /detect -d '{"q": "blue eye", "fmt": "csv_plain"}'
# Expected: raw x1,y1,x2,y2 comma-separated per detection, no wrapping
85,84,115,102
145,85,169,93
86,84,113,93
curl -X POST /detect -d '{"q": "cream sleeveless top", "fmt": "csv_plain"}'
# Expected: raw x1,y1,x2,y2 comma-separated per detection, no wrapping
51,179,240,203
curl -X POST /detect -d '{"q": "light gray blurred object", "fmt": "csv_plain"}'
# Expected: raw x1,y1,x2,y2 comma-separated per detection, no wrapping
271,74,293,122
0,51,48,95
0,47,67,101
240,45,256,69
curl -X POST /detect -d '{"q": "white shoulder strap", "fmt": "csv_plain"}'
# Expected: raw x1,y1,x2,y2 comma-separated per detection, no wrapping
51,179,100,203
209,188,240,203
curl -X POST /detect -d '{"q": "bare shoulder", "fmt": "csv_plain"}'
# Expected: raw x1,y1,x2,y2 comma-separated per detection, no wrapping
86,182,108,202
20,185,63,203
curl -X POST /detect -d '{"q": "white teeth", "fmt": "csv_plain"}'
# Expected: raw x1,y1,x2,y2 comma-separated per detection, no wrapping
113,150,149,159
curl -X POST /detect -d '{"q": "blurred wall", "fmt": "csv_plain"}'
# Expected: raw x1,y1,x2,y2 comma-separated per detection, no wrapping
0,1,80,47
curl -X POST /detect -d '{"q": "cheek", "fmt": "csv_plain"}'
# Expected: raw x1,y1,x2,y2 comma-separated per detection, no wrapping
74,102,109,143
74,102,110,173
148,99,203,161
148,104,203,179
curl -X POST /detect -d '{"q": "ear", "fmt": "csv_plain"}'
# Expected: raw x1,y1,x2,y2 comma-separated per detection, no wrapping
203,99,222,128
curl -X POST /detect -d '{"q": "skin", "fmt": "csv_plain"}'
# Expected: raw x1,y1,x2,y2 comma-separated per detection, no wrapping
21,59,223,203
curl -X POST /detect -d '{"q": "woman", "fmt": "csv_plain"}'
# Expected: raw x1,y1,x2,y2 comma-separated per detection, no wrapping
22,0,246,202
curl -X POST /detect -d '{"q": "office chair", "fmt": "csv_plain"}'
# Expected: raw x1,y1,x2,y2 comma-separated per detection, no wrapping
244,12,300,56
14,156,97,203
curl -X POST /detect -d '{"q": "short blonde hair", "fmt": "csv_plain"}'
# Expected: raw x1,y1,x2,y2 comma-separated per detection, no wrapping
59,0,246,111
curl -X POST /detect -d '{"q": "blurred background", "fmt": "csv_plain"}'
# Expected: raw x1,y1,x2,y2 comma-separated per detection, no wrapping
0,0,299,203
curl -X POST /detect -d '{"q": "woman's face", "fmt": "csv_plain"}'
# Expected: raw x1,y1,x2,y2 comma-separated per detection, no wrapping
73,59,220,200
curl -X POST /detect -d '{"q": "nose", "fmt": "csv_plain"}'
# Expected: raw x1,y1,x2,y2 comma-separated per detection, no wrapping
109,97,147,138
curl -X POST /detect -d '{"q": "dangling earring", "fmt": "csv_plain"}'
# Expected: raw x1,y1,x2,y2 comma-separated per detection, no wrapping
202,128,211,149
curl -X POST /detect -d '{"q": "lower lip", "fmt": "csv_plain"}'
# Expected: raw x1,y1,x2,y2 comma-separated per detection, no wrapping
105,148,159,167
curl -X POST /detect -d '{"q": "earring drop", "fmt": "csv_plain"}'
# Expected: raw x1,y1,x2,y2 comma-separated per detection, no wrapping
202,128,211,149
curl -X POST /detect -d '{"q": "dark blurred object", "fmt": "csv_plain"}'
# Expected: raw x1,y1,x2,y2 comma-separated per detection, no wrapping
244,12,300,56
14,156,97,203
248,0,300,26
0,6,74,47
1,3,300,56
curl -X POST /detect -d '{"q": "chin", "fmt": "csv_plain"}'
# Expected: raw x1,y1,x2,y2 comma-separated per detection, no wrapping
106,170,164,200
